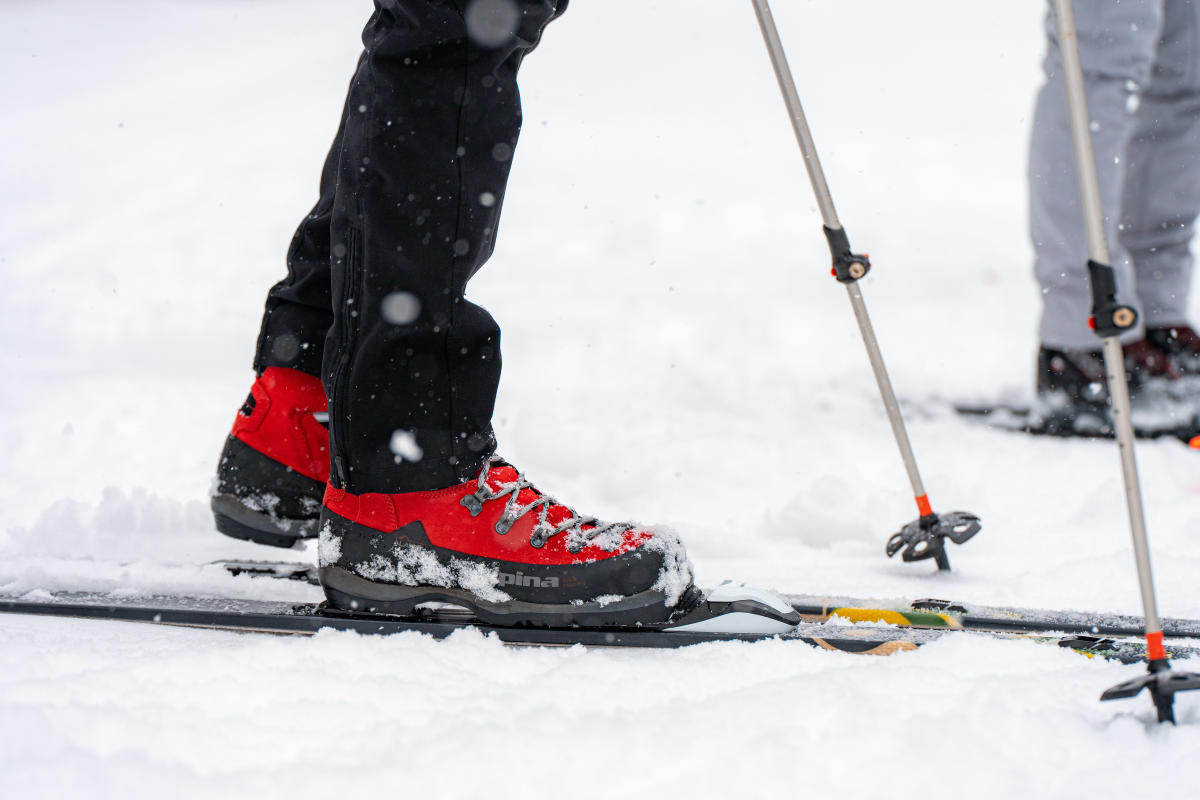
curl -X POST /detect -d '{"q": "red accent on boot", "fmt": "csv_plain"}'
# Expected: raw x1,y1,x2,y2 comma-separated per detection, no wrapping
231,367,330,483
1176,325,1200,354
1123,339,1179,379
323,464,653,567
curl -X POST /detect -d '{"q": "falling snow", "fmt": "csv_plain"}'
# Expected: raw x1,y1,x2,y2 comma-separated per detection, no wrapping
389,429,424,463
380,291,421,325
464,0,519,49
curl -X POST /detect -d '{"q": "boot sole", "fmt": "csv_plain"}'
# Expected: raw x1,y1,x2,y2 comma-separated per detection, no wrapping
319,565,683,628
211,494,317,550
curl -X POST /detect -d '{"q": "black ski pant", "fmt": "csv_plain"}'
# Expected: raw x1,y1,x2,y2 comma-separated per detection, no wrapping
251,0,566,494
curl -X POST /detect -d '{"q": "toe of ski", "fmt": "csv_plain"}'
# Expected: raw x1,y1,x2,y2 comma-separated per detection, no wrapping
664,582,801,635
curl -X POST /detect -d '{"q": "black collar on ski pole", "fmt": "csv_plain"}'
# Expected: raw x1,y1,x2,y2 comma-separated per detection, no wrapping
823,225,871,283
1086,260,1137,337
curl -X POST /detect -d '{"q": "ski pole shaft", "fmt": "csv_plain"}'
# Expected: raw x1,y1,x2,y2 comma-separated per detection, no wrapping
749,0,840,228
1100,338,1162,641
749,0,930,512
1051,0,1162,646
845,281,930,506
1055,8,1109,267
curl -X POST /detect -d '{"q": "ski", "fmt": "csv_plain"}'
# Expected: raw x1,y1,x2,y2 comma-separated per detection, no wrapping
216,560,1200,639
1,590,1194,664
0,592,892,653
952,398,1199,445
219,559,320,585
784,593,1200,639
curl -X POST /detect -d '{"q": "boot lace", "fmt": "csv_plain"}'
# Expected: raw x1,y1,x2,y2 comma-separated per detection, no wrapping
459,457,633,552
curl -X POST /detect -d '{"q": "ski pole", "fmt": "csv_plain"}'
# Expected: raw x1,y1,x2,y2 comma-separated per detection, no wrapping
1050,0,1200,724
749,0,980,571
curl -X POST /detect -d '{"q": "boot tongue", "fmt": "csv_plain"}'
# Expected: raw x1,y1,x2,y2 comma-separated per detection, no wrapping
483,464,518,486
482,464,543,507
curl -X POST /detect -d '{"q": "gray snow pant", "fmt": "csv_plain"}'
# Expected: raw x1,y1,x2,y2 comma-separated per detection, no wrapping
1031,0,1200,349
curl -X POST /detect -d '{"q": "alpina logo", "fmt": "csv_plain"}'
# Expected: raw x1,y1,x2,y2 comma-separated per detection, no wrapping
497,570,560,588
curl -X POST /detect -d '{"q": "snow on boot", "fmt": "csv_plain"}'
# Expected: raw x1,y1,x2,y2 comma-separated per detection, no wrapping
318,457,697,627
212,367,329,548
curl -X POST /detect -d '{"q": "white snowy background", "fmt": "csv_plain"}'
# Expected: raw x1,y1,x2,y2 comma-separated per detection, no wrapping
3,1,1200,797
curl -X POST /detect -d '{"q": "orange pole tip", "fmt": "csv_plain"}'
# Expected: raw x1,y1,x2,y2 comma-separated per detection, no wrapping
915,494,933,517
1146,630,1167,662
1190,435,1200,449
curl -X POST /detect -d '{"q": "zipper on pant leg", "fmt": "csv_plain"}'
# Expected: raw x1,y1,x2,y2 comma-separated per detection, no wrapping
329,226,362,489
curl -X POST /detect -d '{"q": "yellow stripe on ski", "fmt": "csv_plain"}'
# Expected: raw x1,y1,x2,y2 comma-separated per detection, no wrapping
830,608,962,629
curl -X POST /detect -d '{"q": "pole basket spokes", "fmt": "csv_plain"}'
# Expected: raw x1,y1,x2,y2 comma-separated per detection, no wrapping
886,511,981,571
1101,659,1200,724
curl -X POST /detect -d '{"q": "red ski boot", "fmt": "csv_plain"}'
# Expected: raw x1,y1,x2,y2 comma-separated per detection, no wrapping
318,457,697,626
212,367,330,548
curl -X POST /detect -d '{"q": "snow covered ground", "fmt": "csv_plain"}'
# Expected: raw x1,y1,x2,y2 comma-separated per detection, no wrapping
3,1,1200,797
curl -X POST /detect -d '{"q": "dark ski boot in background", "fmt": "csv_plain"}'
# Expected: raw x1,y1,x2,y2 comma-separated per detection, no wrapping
955,339,1200,444
212,367,329,548
1033,340,1192,437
